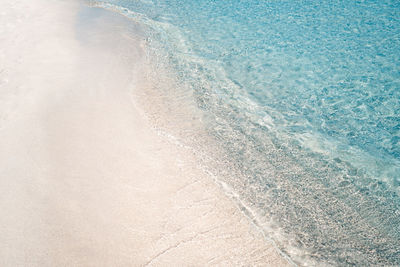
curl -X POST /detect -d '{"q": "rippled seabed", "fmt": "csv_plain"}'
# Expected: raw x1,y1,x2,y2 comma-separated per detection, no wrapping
89,0,400,265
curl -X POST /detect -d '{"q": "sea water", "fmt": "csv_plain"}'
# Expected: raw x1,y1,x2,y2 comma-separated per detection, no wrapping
90,0,400,265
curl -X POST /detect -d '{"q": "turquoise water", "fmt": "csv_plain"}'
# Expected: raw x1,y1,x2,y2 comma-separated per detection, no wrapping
91,0,400,265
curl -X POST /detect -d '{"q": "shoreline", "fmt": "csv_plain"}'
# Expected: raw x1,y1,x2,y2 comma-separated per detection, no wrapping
0,0,290,266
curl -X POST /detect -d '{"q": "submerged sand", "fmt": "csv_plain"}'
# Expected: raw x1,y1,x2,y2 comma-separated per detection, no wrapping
0,0,289,265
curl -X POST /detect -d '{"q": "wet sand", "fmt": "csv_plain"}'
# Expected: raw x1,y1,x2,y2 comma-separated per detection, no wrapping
0,0,289,266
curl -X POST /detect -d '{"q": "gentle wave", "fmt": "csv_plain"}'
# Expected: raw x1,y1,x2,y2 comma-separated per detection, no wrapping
89,0,400,265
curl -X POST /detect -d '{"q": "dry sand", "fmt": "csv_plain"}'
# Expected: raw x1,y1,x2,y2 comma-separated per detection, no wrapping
0,0,290,266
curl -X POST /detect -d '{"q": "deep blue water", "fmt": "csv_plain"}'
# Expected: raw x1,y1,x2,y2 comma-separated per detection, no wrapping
91,0,400,265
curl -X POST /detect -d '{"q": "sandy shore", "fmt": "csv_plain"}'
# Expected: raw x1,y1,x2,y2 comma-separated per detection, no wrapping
0,0,289,266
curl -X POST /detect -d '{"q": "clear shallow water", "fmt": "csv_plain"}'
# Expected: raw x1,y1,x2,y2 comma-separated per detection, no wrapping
90,0,400,265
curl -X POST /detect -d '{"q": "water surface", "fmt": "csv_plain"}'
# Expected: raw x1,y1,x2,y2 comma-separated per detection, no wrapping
91,0,400,265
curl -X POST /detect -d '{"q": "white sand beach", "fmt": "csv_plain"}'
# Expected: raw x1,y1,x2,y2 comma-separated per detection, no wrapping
0,0,289,265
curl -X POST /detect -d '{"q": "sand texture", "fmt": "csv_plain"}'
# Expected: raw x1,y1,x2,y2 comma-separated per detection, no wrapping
0,0,289,266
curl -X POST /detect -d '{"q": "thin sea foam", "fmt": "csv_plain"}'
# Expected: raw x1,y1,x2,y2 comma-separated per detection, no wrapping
90,0,400,265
